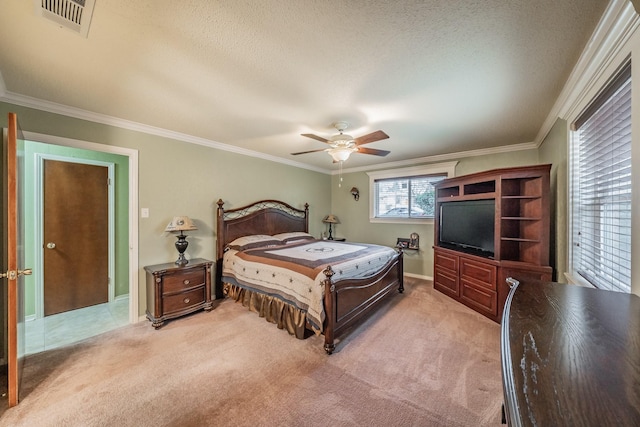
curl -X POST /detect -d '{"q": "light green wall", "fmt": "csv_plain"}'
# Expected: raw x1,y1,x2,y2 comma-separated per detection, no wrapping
2,100,567,313
331,149,541,278
22,141,130,317
0,102,331,317
538,118,568,282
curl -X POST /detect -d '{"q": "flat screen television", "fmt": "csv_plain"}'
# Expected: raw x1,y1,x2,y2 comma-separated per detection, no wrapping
439,199,495,258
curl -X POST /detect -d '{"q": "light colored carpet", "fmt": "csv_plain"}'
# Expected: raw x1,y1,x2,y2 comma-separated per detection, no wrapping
0,278,503,426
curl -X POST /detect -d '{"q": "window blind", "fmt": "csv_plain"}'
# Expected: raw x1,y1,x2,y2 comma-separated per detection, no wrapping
571,61,632,293
375,174,445,218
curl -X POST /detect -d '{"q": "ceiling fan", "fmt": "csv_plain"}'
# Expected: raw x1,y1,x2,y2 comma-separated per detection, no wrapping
291,121,390,162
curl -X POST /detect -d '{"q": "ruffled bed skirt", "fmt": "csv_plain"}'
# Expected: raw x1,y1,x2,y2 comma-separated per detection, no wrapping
223,282,310,339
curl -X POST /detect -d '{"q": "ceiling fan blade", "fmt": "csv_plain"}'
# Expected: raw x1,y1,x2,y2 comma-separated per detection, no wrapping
301,133,330,143
353,130,389,146
291,148,328,155
357,147,390,157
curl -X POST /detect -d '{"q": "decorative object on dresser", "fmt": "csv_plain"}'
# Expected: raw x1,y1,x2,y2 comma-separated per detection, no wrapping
322,214,340,240
216,199,404,354
501,278,640,426
165,216,197,265
433,164,552,322
145,258,213,328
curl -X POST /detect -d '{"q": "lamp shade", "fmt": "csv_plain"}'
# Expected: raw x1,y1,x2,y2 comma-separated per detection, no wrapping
328,147,355,162
165,216,197,232
322,214,340,224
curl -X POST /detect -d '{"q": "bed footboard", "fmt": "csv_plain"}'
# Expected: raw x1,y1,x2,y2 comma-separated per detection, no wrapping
322,249,404,354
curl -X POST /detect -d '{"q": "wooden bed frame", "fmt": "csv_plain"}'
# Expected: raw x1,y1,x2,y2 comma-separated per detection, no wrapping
215,199,404,354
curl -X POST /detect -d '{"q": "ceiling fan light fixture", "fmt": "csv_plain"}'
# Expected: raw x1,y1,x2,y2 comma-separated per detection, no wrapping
291,121,390,162
330,133,354,144
328,147,356,162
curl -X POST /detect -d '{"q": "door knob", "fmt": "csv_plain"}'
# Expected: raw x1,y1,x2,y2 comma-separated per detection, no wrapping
46,242,56,249
1,268,32,280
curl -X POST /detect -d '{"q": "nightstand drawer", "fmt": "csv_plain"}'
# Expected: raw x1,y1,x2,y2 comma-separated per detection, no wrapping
144,258,213,329
163,286,206,315
163,269,206,294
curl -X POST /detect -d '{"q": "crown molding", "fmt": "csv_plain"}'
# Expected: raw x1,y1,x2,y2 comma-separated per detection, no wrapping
0,89,330,175
535,0,639,144
2,87,539,177
336,141,538,175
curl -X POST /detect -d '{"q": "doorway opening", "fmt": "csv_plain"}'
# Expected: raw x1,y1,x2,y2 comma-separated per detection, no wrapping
22,133,139,354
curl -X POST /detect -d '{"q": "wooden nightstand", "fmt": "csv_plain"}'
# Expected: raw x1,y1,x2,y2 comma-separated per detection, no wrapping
144,258,213,328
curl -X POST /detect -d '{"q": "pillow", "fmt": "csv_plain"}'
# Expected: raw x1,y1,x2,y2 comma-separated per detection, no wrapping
273,232,315,244
227,234,282,251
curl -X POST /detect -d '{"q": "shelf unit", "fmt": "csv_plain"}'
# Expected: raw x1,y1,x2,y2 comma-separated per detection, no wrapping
433,164,552,322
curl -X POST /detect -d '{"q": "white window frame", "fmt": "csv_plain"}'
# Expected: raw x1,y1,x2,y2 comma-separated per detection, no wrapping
567,60,632,293
367,161,458,224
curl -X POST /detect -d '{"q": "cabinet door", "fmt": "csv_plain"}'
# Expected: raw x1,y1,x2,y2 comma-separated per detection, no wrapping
434,250,459,297
435,267,459,298
459,257,498,317
460,279,497,317
460,258,496,290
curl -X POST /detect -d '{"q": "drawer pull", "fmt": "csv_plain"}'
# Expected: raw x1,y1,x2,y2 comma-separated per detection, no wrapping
183,279,190,285
183,297,190,304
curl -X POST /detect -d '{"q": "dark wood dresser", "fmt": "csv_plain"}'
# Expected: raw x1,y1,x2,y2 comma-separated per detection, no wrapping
501,279,640,426
433,164,552,322
145,258,213,328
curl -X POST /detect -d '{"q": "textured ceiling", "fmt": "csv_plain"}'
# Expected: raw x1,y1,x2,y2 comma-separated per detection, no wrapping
0,0,609,171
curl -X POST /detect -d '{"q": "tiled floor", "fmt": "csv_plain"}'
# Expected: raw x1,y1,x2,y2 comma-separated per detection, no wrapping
25,297,130,355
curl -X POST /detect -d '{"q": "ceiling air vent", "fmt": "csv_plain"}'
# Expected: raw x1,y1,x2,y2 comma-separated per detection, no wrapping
34,0,96,38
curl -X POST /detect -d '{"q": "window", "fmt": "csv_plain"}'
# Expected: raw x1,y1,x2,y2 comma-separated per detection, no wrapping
570,60,631,293
375,175,444,218
367,162,457,223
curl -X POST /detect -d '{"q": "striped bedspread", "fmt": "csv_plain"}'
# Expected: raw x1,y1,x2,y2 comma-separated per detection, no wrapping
222,240,397,331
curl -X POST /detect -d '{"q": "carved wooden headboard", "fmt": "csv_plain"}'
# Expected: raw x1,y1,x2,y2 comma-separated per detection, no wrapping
214,199,309,298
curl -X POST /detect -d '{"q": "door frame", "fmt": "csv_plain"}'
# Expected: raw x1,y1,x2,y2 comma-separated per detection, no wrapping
23,131,139,324
34,154,116,319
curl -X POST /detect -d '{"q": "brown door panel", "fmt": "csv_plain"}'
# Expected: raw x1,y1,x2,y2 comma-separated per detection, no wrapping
43,160,109,316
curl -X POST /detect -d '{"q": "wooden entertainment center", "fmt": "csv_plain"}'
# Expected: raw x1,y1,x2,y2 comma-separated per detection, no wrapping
433,164,552,322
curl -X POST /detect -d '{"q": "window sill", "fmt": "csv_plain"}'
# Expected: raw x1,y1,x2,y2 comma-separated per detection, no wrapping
564,272,596,288
370,217,434,225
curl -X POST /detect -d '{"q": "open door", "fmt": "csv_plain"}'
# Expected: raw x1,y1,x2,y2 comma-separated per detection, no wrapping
2,112,31,407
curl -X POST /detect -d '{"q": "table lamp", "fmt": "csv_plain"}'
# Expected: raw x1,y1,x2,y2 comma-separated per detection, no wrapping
165,216,197,265
322,214,340,240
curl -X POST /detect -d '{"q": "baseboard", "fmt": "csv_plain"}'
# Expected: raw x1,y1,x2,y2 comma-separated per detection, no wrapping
404,272,433,281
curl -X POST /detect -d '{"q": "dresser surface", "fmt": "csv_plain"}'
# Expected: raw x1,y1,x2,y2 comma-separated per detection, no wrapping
501,280,640,426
